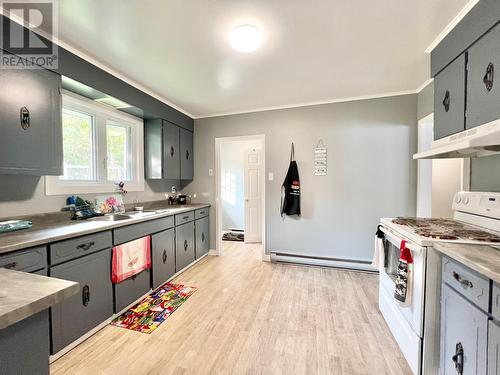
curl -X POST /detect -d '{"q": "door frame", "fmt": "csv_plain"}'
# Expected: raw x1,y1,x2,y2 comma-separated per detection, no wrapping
215,134,266,260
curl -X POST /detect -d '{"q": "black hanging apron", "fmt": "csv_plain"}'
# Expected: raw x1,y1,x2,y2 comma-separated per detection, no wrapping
281,143,301,217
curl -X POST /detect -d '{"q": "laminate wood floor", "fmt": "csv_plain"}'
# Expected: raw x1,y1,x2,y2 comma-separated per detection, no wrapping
51,242,411,375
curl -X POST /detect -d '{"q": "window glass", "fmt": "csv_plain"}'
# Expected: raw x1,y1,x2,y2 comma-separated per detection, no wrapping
61,109,95,180
106,123,131,181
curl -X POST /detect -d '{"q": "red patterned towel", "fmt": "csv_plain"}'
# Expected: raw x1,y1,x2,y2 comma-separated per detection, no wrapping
112,236,151,283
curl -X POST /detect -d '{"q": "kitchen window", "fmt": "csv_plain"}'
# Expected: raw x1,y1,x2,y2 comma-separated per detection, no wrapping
46,92,144,195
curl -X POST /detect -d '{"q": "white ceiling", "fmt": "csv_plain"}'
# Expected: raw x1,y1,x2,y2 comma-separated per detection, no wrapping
58,0,473,118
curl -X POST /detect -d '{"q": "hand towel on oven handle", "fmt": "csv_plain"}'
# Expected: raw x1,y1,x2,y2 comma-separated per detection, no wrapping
394,240,413,306
112,236,151,283
372,225,385,270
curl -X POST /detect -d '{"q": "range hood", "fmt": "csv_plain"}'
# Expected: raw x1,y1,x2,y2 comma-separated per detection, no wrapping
414,119,500,159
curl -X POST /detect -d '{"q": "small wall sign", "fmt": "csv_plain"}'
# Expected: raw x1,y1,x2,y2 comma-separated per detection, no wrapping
314,140,327,176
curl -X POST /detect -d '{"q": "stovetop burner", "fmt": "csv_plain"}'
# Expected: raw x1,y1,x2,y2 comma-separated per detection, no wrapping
392,217,500,243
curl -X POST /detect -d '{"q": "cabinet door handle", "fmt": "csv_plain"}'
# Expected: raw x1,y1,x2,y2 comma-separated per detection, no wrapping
452,342,463,375
201,232,205,242
162,250,168,264
452,271,473,288
20,106,30,130
183,216,189,220
186,150,190,160
184,240,188,251
2,261,18,270
442,90,450,112
484,62,494,92
77,241,95,251
82,285,90,306
170,146,175,157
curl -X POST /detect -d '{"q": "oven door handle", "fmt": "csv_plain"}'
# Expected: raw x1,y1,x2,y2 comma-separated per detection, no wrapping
379,226,424,255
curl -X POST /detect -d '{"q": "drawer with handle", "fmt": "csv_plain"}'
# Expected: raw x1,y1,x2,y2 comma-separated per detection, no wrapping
113,216,174,245
175,211,194,225
49,231,112,266
442,256,490,312
194,208,209,220
0,246,47,273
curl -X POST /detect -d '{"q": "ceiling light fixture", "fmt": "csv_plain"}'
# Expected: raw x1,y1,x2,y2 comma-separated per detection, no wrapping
230,24,262,53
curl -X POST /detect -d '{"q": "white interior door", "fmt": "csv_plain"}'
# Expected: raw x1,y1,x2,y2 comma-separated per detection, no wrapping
244,149,262,243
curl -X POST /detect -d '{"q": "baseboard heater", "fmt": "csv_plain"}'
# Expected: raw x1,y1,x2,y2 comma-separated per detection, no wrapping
270,252,376,272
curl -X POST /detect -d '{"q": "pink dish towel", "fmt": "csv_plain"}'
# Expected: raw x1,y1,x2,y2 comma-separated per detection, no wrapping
112,236,151,283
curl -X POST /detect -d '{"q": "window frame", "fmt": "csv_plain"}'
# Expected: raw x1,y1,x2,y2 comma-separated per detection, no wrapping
46,91,144,195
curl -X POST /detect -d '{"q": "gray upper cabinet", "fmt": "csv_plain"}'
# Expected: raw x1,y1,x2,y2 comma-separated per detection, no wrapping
50,248,113,354
145,119,180,179
467,23,500,130
180,128,193,180
0,67,62,175
144,119,190,180
152,228,176,289
144,119,162,179
434,54,466,140
163,121,181,180
440,283,487,375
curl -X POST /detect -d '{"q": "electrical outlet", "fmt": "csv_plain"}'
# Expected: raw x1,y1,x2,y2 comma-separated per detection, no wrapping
171,186,177,193
268,172,274,181
208,168,213,177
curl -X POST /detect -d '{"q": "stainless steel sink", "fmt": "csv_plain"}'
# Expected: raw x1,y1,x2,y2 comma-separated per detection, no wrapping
88,214,132,222
154,208,173,214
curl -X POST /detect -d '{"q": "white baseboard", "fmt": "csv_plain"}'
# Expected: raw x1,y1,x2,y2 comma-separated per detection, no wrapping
50,253,210,363
208,249,218,256
262,254,271,262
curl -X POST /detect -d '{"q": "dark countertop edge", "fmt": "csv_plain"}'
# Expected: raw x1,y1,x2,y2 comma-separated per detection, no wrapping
0,271,79,330
433,242,500,285
0,204,210,255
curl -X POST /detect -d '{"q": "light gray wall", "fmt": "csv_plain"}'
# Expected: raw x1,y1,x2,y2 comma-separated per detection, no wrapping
417,81,434,120
184,95,418,261
0,176,180,219
471,155,500,192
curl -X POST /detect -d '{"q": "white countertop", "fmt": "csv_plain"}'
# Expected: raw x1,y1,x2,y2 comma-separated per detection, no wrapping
0,204,210,255
434,242,500,284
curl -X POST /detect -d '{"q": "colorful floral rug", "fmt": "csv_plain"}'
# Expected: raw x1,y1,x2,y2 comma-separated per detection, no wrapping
110,283,197,334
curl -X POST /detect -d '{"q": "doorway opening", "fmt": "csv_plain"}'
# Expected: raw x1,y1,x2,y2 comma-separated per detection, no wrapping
416,113,470,218
215,135,266,259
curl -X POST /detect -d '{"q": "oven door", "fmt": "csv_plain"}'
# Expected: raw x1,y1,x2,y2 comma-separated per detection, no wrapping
379,226,426,337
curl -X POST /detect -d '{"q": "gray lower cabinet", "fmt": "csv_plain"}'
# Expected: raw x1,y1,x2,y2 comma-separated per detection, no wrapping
151,229,176,289
489,320,500,375
434,54,466,140
114,269,151,312
440,283,487,375
180,128,193,180
467,23,500,130
0,310,50,375
0,67,62,175
195,216,209,259
50,248,113,354
176,221,195,271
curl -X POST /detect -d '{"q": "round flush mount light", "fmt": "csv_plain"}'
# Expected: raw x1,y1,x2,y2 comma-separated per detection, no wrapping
230,25,262,53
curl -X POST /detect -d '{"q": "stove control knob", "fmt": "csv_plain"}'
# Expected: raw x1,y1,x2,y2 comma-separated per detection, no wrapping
463,196,469,205
455,195,462,204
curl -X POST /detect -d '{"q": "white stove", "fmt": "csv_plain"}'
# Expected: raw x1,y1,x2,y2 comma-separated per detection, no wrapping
378,191,500,375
